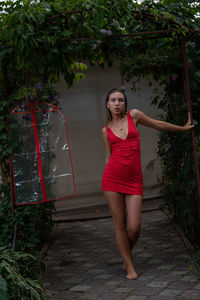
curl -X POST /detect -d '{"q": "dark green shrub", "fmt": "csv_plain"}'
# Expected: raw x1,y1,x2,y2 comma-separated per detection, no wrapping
0,247,48,300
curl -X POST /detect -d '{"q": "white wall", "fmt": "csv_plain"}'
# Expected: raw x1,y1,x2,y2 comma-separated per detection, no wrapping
55,62,163,209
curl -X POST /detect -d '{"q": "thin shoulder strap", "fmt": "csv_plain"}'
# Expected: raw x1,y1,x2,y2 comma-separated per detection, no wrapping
126,111,131,123
128,110,138,129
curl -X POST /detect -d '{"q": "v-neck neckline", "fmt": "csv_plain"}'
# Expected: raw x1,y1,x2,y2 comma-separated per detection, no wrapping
108,115,129,141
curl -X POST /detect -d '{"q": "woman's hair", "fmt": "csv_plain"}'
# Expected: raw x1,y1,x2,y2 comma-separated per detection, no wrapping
105,88,128,124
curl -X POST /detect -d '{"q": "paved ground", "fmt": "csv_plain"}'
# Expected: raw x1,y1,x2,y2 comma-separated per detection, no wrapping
41,209,200,300
52,197,162,222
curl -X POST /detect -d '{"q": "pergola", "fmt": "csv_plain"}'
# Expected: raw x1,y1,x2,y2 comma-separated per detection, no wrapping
64,8,200,216
1,4,200,252
3,6,200,216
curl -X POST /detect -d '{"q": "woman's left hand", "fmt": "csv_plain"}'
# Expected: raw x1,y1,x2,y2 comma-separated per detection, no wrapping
183,113,195,131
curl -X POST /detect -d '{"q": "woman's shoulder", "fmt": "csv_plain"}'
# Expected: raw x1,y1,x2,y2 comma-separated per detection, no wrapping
129,109,144,126
102,125,108,132
129,108,142,119
102,126,108,135
102,126,110,142
129,108,141,118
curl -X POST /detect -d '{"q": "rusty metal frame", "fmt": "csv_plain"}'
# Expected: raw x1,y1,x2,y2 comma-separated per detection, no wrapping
2,7,199,216
181,38,200,217
64,8,200,217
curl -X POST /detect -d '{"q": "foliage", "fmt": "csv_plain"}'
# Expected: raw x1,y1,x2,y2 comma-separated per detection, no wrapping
0,247,48,300
0,1,199,294
119,1,200,247
0,0,199,101
0,184,54,252
0,85,56,297
0,85,59,252
0,274,9,300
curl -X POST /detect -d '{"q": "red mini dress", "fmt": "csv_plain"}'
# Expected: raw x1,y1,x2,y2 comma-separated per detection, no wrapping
102,111,143,196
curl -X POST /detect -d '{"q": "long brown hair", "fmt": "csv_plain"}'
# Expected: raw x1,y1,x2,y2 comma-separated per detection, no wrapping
105,88,128,124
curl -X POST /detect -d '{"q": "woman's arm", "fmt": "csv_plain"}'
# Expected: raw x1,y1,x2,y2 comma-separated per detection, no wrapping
130,109,195,132
102,127,111,164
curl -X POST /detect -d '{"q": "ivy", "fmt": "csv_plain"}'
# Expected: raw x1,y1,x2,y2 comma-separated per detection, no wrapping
120,13,200,250
0,247,48,299
0,0,200,292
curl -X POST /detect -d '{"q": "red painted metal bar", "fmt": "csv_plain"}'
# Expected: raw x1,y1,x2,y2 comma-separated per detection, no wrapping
181,37,200,218
30,103,48,202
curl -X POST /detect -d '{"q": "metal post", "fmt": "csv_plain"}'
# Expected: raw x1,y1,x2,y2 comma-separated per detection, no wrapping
181,37,200,218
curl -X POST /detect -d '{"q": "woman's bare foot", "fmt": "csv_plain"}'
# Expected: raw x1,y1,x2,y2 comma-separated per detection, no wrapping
126,271,138,280
126,265,138,280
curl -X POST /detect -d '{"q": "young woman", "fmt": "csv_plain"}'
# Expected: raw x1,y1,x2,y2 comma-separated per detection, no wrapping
101,88,194,280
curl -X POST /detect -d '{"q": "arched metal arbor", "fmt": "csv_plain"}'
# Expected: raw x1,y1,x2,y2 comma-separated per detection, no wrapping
66,8,200,216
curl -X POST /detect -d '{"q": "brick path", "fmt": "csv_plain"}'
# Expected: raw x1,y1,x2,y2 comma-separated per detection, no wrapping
41,210,200,300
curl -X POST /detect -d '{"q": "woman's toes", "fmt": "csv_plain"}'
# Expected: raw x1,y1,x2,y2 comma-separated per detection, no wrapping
126,273,138,280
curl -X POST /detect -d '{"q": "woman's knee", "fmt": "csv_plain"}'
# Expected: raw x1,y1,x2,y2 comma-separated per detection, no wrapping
112,215,126,231
128,223,141,238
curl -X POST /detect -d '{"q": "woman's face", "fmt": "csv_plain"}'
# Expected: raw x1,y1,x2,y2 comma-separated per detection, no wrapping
107,92,126,115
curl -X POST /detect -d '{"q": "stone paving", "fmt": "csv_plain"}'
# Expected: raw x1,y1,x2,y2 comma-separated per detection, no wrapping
41,210,200,300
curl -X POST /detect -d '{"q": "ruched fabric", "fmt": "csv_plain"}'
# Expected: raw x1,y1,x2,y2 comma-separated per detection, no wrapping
102,111,143,196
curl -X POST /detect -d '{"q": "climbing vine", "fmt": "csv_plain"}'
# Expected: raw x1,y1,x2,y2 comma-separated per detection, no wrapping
0,0,200,297
119,1,200,249
0,0,199,247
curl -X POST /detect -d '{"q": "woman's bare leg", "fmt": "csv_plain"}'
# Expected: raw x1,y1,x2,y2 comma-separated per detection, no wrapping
125,194,142,249
124,194,142,278
103,191,138,279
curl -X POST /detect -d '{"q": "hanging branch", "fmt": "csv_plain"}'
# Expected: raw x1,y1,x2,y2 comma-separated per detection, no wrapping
3,64,8,100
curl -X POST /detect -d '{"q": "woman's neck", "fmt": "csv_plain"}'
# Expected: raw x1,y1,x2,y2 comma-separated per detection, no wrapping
111,113,125,123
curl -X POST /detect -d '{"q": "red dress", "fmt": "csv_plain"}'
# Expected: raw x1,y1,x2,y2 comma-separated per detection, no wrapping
102,111,143,196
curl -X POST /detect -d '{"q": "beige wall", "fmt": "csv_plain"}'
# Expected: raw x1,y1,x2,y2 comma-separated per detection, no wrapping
55,62,163,209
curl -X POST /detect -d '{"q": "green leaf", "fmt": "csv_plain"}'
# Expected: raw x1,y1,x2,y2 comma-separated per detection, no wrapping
6,147,12,154
18,13,25,24
16,25,24,35
195,71,200,78
62,30,72,37
50,48,59,53
0,275,8,292
8,123,18,129
19,39,25,51
0,290,9,300
1,134,7,140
